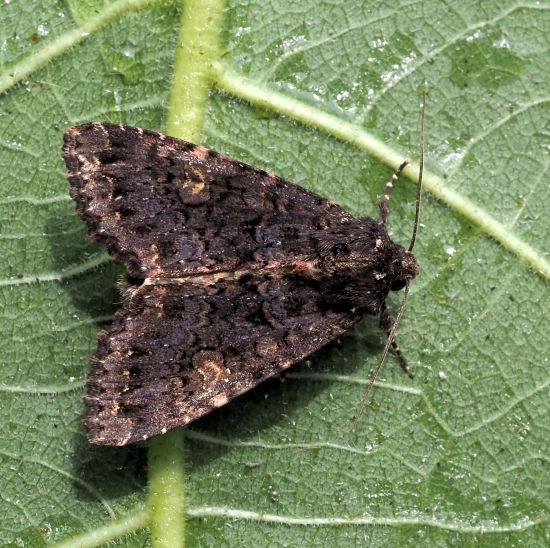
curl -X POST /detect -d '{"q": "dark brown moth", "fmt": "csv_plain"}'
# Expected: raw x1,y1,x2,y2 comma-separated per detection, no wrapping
62,122,420,446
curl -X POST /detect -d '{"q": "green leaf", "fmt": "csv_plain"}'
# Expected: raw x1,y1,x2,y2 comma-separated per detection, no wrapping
1,0,549,546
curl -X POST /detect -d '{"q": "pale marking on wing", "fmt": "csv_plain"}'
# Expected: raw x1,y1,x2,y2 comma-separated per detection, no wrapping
208,393,229,407
140,262,317,287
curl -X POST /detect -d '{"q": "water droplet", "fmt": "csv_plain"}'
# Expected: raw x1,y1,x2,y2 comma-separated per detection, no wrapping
444,244,456,256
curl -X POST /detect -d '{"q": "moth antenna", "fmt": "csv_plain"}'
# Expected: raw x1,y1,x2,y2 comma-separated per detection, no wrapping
351,96,426,432
379,159,410,226
408,94,426,252
351,281,411,432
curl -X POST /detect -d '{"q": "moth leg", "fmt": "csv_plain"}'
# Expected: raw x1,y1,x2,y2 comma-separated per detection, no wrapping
379,303,411,374
379,159,410,225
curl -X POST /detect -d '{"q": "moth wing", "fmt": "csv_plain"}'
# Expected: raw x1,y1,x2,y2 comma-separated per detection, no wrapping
85,273,360,445
63,123,354,278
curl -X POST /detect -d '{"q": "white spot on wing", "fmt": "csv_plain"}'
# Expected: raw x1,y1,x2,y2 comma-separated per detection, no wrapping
209,393,229,407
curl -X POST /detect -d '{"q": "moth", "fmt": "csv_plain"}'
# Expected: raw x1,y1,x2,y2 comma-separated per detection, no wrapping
62,120,422,446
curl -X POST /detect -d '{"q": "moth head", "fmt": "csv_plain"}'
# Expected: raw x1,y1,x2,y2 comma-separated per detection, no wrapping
353,240,418,312
388,247,418,292
315,227,417,314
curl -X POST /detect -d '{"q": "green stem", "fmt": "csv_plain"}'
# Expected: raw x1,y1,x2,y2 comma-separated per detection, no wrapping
212,63,550,281
0,0,166,96
148,429,186,548
147,1,226,547
165,0,226,141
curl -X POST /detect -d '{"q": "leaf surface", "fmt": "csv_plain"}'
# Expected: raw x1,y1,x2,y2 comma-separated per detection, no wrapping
0,0,548,546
